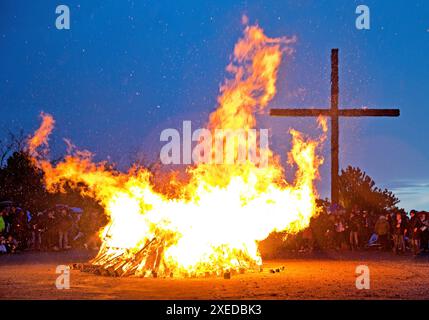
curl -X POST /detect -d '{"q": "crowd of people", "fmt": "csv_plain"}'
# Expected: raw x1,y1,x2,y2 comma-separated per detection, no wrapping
0,204,102,254
298,206,429,255
1,201,428,257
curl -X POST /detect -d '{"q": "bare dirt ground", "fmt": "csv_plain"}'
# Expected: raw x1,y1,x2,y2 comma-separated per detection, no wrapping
1,250,429,300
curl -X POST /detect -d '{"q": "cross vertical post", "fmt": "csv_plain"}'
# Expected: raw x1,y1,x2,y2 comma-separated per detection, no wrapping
331,49,339,205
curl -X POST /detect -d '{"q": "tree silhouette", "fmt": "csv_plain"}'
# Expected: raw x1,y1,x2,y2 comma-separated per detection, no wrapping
0,151,50,212
339,165,399,214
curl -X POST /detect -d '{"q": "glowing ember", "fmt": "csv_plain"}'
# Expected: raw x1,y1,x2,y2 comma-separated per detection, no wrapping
30,21,326,277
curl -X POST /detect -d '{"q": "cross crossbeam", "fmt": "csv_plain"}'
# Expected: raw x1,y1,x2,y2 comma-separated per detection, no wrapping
270,108,400,117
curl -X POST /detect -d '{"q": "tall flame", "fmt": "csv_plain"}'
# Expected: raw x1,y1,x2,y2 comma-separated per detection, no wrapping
31,22,325,277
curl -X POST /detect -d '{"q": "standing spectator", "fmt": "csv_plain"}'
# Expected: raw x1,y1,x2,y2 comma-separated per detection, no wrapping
385,213,393,250
375,215,390,250
0,236,7,253
409,210,422,255
2,208,11,234
420,212,429,252
57,208,72,250
10,207,29,250
392,212,407,254
0,209,5,235
360,211,371,248
29,212,44,250
81,211,103,250
348,211,360,251
325,214,336,249
334,216,346,250
42,210,58,250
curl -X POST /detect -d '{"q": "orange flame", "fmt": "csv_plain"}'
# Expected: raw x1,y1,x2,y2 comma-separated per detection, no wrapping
30,22,325,277
27,112,55,157
317,116,328,134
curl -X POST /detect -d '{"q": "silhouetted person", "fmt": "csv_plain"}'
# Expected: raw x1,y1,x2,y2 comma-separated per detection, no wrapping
375,215,390,251
42,210,58,250
409,210,422,255
57,208,72,250
385,213,393,250
392,212,407,254
334,216,346,250
348,209,360,250
0,210,5,235
29,212,44,250
10,207,29,250
360,211,371,248
420,212,429,252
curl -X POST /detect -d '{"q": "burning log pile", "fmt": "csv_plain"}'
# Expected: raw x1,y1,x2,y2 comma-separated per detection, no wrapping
72,244,286,279
72,240,165,278
90,239,163,277
72,240,264,278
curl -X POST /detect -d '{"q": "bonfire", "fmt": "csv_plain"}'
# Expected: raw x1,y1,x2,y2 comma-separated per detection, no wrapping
27,20,326,278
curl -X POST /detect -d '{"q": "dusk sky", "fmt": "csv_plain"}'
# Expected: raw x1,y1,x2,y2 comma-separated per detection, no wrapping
0,0,428,210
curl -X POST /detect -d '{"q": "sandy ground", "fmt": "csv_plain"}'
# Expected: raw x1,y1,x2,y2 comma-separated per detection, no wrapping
1,250,429,300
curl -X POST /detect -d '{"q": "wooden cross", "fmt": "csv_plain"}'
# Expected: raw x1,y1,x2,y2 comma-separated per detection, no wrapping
270,49,400,205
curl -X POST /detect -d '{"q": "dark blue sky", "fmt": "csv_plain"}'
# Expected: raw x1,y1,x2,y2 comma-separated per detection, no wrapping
0,0,428,210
